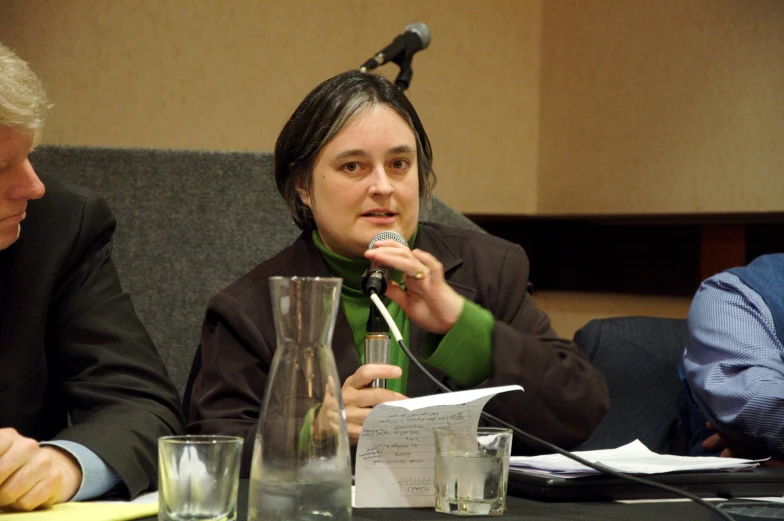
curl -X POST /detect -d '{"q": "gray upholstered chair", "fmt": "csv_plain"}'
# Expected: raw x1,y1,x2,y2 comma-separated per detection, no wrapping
30,145,482,398
572,316,689,454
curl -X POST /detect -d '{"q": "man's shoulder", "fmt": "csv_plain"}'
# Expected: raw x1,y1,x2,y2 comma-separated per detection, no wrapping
22,174,113,251
35,174,97,208
726,254,784,339
734,254,784,278
28,174,110,227
702,254,784,303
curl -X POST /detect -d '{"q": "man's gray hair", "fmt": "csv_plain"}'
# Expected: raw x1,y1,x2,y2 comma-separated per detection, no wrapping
0,42,51,143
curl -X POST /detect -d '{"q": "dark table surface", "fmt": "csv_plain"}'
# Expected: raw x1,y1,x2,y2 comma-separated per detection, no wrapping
140,480,721,521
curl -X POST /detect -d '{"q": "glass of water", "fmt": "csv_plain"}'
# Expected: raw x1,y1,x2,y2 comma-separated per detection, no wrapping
158,435,243,521
433,427,512,516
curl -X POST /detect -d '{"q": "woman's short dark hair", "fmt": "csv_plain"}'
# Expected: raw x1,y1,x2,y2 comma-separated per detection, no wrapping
274,70,436,230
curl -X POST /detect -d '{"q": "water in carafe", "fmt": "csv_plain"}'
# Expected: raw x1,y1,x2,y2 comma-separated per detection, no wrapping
247,277,352,521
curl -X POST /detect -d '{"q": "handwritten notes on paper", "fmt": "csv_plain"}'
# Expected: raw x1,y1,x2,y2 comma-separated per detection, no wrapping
353,385,523,508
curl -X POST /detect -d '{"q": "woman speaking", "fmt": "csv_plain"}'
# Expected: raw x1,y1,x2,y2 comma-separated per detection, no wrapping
186,70,609,475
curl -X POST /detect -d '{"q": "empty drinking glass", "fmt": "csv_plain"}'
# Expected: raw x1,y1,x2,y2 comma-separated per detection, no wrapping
158,435,243,521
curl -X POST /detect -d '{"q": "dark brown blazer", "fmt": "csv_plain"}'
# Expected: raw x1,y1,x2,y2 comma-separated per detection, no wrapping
188,223,609,475
0,175,184,498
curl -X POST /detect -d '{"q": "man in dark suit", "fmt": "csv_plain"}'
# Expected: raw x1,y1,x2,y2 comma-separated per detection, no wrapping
0,42,184,509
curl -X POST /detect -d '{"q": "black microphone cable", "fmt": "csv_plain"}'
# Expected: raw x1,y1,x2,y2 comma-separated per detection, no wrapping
366,292,737,521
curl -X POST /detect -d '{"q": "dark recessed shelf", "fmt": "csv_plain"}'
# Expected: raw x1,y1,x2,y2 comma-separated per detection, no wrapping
467,214,784,297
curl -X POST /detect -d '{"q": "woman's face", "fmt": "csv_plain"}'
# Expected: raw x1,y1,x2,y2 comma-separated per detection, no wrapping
297,104,420,258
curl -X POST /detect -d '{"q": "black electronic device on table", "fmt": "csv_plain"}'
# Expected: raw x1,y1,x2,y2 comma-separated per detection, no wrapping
507,467,784,502
713,501,784,521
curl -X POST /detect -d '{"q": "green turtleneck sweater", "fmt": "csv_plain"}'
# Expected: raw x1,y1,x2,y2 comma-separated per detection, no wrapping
313,229,495,393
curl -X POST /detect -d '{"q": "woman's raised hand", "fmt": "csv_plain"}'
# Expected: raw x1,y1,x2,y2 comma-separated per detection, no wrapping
365,239,464,335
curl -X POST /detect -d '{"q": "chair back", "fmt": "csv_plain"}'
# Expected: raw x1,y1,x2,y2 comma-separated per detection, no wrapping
573,316,688,454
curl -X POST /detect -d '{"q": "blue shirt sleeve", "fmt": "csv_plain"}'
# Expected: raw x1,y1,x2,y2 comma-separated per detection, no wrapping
682,271,784,457
40,440,122,501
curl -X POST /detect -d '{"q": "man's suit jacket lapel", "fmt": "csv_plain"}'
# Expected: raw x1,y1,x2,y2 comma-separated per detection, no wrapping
0,251,5,313
0,244,20,352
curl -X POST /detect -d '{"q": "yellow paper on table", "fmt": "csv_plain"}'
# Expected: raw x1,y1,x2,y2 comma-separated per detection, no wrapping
0,500,157,521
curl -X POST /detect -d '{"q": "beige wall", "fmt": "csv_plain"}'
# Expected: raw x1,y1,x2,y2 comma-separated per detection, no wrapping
3,1,780,216
538,0,784,215
536,291,691,340
0,0,542,215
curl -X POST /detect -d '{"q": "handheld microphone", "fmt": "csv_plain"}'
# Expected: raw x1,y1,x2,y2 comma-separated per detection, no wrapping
365,304,390,388
361,230,409,297
359,22,431,73
362,230,407,388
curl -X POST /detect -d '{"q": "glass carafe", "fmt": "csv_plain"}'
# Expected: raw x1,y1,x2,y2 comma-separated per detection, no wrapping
247,277,352,521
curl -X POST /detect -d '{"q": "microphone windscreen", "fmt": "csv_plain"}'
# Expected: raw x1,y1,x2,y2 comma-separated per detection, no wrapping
368,231,409,249
405,22,431,49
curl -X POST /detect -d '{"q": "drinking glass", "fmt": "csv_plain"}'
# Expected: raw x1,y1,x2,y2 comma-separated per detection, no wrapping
158,435,243,521
433,427,513,516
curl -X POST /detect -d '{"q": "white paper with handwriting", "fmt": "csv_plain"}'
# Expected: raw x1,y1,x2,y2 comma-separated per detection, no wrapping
353,385,523,508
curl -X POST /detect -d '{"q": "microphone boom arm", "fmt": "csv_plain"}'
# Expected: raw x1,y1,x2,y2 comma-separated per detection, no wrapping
393,55,414,92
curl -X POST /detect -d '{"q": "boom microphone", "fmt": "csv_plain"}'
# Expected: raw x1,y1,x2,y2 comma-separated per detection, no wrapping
359,22,431,73
361,231,409,297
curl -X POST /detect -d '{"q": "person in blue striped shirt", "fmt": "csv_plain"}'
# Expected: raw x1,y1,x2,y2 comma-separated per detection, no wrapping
683,254,784,465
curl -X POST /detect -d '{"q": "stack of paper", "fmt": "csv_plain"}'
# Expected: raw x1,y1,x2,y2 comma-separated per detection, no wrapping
0,491,157,520
510,440,763,479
